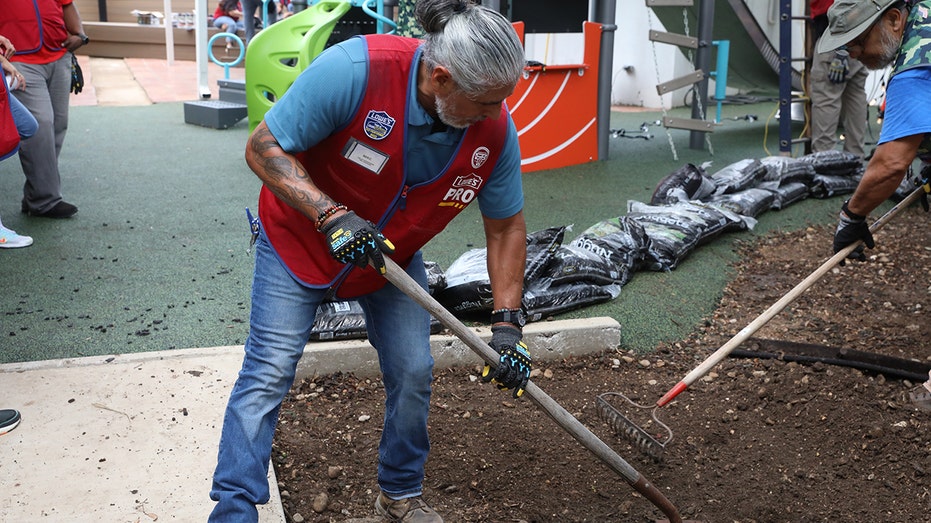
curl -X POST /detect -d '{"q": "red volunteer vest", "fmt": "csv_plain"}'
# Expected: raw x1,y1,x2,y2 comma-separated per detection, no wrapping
259,35,510,299
1,0,69,55
1,81,20,161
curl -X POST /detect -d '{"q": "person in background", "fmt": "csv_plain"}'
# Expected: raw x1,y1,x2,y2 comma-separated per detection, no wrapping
213,1,246,35
208,1,530,522
213,0,247,51
0,0,89,219
810,0,870,158
818,0,929,260
1,33,38,248
240,0,278,44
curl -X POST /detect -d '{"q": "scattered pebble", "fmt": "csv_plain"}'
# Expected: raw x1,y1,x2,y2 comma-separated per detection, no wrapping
312,492,329,513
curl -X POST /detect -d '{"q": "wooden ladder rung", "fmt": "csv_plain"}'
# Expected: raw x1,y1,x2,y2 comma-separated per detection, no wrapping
649,30,698,49
656,69,704,95
646,0,694,6
662,116,715,133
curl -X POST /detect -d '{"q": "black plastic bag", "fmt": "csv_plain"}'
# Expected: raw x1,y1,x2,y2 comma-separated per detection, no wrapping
799,150,863,176
569,217,650,280
707,187,775,218
710,158,768,195
543,244,626,286
435,226,569,316
650,163,715,204
522,281,621,322
809,173,862,199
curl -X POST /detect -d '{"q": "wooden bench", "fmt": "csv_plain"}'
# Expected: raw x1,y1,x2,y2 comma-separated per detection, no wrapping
79,21,235,61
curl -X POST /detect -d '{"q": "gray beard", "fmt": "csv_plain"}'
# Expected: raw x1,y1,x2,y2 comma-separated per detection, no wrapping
435,94,475,129
864,26,903,70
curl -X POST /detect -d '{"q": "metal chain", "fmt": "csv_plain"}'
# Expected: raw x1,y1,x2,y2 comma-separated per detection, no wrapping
648,8,679,161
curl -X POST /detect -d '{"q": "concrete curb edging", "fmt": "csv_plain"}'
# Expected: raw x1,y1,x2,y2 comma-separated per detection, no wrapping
296,316,622,379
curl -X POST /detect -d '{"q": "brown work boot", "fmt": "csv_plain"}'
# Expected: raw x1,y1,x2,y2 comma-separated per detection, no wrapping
374,492,443,522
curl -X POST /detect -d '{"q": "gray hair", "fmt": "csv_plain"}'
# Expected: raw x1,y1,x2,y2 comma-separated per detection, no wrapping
415,0,525,96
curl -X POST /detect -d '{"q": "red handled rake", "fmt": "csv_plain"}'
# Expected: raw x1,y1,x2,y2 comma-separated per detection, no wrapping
600,186,927,461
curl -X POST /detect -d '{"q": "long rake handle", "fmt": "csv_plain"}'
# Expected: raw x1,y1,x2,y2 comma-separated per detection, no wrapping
656,186,925,407
381,258,683,523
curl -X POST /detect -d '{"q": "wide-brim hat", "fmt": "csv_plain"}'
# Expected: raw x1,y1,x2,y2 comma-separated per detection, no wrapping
817,0,899,53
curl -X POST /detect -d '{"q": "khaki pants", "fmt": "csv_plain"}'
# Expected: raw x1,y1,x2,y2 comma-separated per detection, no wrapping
809,49,869,158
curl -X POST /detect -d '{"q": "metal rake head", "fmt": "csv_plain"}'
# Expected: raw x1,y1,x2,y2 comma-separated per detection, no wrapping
596,392,672,462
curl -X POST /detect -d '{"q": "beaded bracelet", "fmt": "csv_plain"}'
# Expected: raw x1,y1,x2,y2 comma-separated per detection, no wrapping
315,204,347,231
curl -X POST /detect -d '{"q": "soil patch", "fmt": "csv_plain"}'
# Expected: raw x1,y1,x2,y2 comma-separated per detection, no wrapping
274,206,931,522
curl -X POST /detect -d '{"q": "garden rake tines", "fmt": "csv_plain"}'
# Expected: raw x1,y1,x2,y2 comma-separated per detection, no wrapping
596,392,672,461
602,186,926,461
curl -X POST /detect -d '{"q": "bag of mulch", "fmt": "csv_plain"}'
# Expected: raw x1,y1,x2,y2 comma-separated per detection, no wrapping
435,226,569,315
524,226,568,285
758,181,809,210
424,260,447,294
650,163,716,204
759,155,817,186
542,243,626,286
309,300,368,341
522,281,621,322
809,173,862,199
624,202,707,271
710,158,768,195
707,187,775,218
309,300,443,341
798,150,863,176
569,216,651,279
435,249,492,314
628,200,748,246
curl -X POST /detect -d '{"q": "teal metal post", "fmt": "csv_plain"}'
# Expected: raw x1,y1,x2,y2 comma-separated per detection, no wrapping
711,40,729,123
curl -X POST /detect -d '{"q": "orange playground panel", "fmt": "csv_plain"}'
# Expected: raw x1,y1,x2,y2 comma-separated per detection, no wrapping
507,21,602,173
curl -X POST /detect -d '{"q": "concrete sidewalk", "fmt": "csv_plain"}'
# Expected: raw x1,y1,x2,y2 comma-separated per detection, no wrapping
70,55,246,107
0,317,620,522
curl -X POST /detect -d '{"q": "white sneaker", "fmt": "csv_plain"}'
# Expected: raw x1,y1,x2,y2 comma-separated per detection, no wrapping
0,226,34,248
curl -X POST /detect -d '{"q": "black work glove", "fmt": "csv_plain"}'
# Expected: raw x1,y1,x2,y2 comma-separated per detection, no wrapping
833,200,874,265
482,325,532,398
827,49,849,84
319,210,395,274
70,53,84,94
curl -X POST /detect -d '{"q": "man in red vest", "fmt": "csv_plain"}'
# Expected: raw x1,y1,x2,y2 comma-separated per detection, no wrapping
209,1,530,521
0,0,89,218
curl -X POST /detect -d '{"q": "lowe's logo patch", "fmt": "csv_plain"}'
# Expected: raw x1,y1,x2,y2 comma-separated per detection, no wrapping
439,173,484,210
363,110,395,140
471,147,490,169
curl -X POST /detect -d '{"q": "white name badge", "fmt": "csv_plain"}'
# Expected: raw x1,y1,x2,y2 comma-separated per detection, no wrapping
342,137,389,174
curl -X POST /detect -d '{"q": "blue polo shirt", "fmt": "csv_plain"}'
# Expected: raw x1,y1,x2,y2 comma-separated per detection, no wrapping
264,36,523,220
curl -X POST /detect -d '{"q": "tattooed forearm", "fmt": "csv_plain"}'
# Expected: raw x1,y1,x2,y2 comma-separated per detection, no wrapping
247,123,338,220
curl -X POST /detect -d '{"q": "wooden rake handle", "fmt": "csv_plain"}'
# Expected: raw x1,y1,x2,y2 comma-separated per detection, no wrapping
656,186,926,408
381,257,684,523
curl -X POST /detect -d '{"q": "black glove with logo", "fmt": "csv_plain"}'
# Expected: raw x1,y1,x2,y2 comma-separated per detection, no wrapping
319,210,395,274
833,200,874,265
827,49,849,84
482,325,532,398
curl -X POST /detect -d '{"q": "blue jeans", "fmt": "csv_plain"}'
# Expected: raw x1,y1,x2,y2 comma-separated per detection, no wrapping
208,233,434,522
10,93,38,139
213,15,246,34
